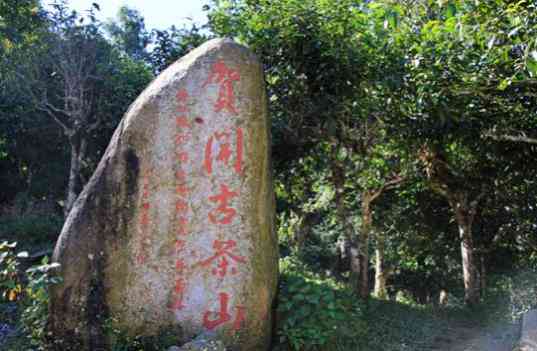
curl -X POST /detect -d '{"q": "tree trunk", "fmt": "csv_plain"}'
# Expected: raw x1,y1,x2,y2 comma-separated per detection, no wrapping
480,254,487,296
359,192,373,299
64,135,86,217
439,290,449,305
292,210,317,250
349,236,361,293
374,230,388,299
452,199,480,306
419,146,484,306
331,145,360,285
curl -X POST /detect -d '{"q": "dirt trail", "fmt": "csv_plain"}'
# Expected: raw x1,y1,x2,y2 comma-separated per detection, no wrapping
430,320,520,351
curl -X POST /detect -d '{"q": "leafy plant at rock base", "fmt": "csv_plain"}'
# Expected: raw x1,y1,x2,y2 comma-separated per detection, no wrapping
0,241,61,349
21,256,61,348
104,316,144,351
0,241,27,302
275,257,366,351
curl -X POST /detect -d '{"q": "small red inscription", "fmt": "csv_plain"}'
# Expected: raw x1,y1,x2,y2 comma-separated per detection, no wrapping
176,217,189,236
170,87,194,312
170,277,186,310
139,211,150,226
175,133,191,146
176,89,189,112
176,116,191,128
175,184,189,197
175,170,187,183
176,151,189,163
203,61,240,115
175,240,186,253
203,292,245,330
175,259,186,273
175,199,189,213
208,184,238,225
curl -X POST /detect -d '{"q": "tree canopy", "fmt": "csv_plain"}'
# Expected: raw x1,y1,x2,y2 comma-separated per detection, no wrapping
1,0,536,349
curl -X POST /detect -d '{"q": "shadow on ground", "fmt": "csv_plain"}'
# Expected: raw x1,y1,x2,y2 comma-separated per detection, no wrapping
362,298,520,351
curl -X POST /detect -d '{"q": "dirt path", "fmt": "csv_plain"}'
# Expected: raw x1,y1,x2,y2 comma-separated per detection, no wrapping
430,320,520,351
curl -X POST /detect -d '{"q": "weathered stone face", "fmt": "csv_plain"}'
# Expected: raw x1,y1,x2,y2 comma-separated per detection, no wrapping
48,38,278,351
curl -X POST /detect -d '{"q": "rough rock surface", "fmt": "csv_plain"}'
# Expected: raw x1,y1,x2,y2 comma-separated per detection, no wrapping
520,310,537,351
47,38,278,351
169,333,226,350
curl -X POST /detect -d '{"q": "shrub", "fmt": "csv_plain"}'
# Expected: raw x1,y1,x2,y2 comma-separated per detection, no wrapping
275,257,366,351
0,241,61,349
21,257,61,348
0,241,27,302
508,267,537,320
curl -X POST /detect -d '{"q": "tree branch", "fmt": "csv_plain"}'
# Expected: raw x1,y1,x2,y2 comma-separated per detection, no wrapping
370,175,405,203
482,131,537,145
36,102,73,135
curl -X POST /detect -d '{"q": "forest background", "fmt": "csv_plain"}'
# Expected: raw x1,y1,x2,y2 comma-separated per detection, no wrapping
1,0,537,350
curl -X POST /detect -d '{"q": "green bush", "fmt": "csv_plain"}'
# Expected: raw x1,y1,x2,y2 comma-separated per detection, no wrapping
275,257,366,351
508,268,537,320
0,241,61,350
21,257,61,348
0,241,27,302
482,268,537,323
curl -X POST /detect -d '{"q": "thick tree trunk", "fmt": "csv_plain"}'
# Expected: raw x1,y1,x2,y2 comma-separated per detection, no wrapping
359,193,373,299
374,230,388,299
419,146,484,306
64,136,86,217
453,200,480,305
331,145,360,286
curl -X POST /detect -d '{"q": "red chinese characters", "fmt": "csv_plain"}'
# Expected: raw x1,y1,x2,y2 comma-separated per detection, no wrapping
208,184,238,225
203,61,240,115
198,62,249,332
204,128,244,175
170,88,193,312
176,89,189,112
196,240,246,278
203,292,246,331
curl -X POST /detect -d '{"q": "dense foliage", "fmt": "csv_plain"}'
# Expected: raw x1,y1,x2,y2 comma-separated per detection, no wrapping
1,0,536,350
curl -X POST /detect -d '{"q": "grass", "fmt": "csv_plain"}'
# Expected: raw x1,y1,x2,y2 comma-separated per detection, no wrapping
361,298,452,351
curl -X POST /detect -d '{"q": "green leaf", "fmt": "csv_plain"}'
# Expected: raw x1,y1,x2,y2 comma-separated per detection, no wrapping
528,60,537,78
387,12,398,29
497,78,511,90
446,2,457,18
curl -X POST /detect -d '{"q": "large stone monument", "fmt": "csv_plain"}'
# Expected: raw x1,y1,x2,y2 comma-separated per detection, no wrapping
48,38,278,351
